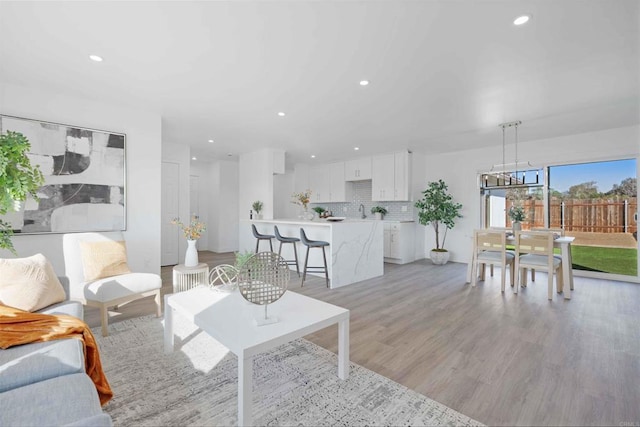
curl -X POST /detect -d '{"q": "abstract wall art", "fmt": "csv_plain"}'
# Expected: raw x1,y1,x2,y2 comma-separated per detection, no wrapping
0,115,126,234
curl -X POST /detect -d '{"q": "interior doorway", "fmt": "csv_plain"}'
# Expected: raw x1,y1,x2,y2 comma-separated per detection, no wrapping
161,162,180,266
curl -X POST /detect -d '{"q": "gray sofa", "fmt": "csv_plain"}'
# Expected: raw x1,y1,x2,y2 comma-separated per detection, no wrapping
0,281,113,427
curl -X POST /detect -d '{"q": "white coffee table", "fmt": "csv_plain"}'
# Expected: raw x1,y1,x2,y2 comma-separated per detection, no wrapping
164,286,350,426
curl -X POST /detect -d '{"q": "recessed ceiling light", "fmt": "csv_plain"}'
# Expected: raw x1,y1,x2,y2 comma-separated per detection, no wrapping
310,155,316,159
278,112,285,117
359,80,369,86
89,54,103,62
513,15,531,25
208,139,214,143
191,156,197,160
354,147,360,151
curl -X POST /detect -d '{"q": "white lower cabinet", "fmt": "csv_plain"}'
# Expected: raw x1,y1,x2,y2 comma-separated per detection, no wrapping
383,222,415,264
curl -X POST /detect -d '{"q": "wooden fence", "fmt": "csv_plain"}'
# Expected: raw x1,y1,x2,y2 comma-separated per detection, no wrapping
506,198,637,234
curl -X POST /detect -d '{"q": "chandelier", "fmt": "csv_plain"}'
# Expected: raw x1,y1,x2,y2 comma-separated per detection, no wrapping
483,120,539,188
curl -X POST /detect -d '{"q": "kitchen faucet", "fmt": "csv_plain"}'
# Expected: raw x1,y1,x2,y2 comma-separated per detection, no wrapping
359,204,366,219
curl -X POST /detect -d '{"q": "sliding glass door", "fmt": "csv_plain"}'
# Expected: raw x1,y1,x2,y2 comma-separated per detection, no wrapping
548,159,637,277
481,158,638,278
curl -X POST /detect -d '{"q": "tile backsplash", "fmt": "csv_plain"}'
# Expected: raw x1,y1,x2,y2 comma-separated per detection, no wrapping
310,180,416,221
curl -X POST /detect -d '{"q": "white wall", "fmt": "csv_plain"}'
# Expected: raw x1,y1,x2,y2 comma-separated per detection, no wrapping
162,142,191,258
205,159,239,253
189,162,209,249
239,150,274,220
294,163,310,194
420,125,640,264
0,82,162,274
411,152,427,260
273,172,298,219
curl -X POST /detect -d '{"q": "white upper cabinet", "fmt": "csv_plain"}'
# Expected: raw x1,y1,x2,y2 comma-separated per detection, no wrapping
309,162,345,203
372,154,395,201
329,162,346,202
372,151,411,201
308,166,329,203
394,151,410,201
345,157,372,181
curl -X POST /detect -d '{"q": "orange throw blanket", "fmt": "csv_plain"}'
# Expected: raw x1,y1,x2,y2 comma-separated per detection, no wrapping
0,304,113,405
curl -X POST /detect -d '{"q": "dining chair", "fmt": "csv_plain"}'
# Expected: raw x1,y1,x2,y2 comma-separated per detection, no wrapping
487,227,514,278
471,229,515,292
514,230,564,300
529,227,565,283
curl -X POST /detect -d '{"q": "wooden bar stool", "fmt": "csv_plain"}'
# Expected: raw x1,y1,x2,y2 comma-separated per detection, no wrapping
299,228,329,288
274,226,300,277
251,224,274,253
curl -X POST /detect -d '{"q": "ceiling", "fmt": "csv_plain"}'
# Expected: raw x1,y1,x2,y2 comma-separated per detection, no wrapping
0,1,638,165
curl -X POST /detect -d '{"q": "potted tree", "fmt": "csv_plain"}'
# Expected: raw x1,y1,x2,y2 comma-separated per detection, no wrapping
0,131,44,254
414,179,462,265
370,206,388,220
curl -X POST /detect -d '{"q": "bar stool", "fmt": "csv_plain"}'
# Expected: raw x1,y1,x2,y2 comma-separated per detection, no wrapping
299,228,329,288
251,224,274,253
274,226,300,277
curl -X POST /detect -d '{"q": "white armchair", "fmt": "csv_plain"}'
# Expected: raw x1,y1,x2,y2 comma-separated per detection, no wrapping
63,232,162,337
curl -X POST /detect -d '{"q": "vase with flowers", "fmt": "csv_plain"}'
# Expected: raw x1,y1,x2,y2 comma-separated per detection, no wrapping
291,190,313,220
171,216,207,267
508,204,526,232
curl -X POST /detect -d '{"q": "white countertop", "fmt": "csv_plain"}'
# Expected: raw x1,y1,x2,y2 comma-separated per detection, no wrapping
244,218,414,226
245,218,365,226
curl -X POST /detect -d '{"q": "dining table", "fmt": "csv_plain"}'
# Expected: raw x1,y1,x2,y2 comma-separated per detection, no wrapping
466,232,575,299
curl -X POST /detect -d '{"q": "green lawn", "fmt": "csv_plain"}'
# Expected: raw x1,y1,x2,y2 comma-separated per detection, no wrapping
570,246,638,276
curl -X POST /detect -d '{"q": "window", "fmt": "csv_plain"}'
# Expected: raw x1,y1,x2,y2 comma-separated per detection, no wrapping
480,158,638,277
549,159,637,276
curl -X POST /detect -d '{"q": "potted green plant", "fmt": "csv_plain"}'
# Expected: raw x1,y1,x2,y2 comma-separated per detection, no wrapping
312,206,326,218
252,200,264,219
371,206,388,220
235,250,254,269
508,204,526,232
414,179,462,265
0,131,45,254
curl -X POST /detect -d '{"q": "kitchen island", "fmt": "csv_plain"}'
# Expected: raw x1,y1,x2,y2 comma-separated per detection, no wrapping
239,218,384,288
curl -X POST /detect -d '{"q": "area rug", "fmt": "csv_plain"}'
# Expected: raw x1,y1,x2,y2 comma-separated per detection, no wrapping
95,315,483,426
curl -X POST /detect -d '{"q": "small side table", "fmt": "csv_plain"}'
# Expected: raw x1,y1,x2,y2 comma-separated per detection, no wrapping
172,263,210,293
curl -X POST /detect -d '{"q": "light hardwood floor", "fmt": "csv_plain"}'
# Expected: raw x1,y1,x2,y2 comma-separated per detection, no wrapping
85,251,640,426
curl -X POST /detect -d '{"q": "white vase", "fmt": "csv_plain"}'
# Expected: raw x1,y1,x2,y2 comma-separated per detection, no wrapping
512,222,522,233
304,208,314,221
374,212,383,220
185,239,199,267
430,249,450,265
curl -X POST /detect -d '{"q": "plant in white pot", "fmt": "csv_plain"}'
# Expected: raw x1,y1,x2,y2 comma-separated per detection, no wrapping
0,131,45,254
506,187,528,232
415,179,462,265
508,204,526,232
371,206,388,220
252,200,264,219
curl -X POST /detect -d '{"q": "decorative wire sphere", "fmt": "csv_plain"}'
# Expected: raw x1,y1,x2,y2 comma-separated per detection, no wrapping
208,264,239,292
238,252,289,306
